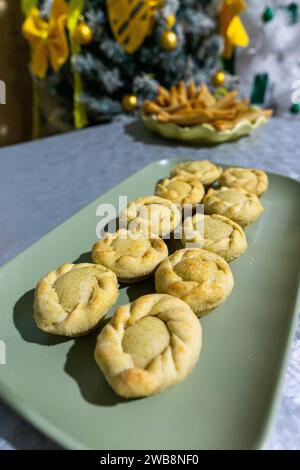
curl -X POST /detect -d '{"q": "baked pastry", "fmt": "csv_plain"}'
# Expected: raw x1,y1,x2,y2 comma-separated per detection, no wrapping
171,160,222,186
155,248,234,317
95,293,202,398
92,229,168,283
183,213,247,262
34,263,119,336
219,167,268,196
204,186,264,227
122,196,181,238
155,175,205,208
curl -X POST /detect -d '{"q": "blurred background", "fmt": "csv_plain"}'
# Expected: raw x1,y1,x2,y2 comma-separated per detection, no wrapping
0,0,32,146
0,0,299,147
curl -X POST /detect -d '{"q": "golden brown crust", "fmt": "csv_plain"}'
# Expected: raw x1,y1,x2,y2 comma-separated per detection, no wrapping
92,229,168,283
219,167,268,196
122,195,181,237
203,186,264,227
155,175,205,207
95,294,202,398
182,213,247,262
33,263,119,336
155,248,234,317
143,82,272,129
171,160,222,186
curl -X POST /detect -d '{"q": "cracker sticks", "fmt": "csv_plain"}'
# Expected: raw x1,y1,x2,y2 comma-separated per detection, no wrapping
143,81,272,131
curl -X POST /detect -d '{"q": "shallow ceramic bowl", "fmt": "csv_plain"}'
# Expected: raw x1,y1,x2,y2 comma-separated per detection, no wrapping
142,111,269,144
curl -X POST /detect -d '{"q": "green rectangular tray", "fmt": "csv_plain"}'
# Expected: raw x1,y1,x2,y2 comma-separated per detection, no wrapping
0,159,299,450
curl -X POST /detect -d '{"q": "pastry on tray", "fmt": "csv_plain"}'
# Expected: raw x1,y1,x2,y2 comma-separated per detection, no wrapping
155,174,205,207
182,213,248,262
204,186,264,227
92,229,168,283
30,160,269,404
33,263,119,336
94,294,202,398
155,248,234,317
219,167,269,197
171,160,222,186
122,195,181,238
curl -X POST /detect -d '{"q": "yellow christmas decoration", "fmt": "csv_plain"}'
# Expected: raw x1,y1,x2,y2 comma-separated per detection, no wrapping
122,94,138,112
106,0,161,53
220,0,249,59
166,14,176,28
22,0,69,79
160,30,178,50
67,0,88,129
74,22,93,45
212,70,226,86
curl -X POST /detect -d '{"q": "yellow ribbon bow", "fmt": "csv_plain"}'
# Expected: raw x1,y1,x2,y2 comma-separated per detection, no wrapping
220,0,249,58
22,0,69,78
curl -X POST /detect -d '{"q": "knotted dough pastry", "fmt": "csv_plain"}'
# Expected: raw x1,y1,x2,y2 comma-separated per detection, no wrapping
155,248,234,317
122,195,181,237
92,229,168,283
95,294,202,398
182,213,247,262
204,186,264,227
34,263,119,336
219,167,268,197
171,160,222,186
155,175,205,207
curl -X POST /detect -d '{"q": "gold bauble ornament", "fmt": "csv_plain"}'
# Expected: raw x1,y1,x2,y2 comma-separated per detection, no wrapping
166,14,176,28
74,22,93,45
160,30,178,50
122,94,138,112
212,70,226,86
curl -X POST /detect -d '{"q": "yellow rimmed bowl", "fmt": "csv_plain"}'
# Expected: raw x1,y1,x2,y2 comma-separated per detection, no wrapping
141,109,270,144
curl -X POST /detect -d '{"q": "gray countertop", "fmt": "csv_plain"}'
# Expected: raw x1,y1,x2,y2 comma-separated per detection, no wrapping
0,117,299,450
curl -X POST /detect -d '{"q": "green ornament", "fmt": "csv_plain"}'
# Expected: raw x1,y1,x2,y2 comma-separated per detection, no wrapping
287,2,299,24
290,103,300,114
262,6,275,23
251,73,269,105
